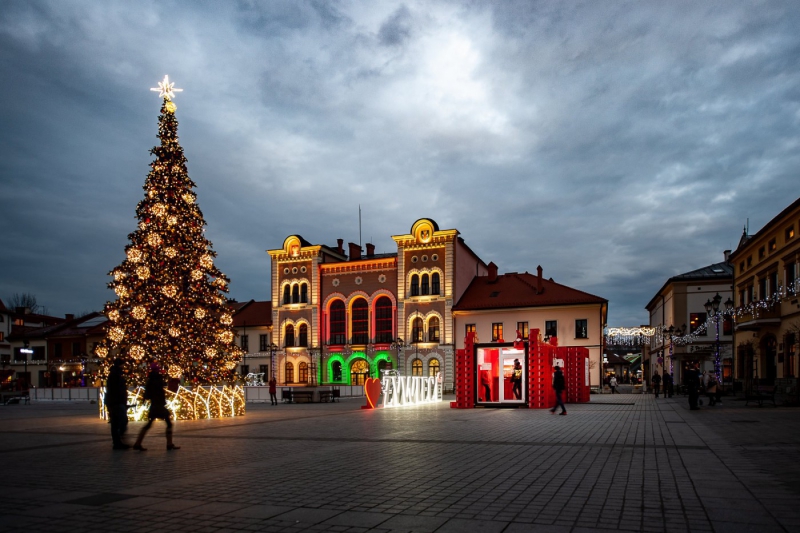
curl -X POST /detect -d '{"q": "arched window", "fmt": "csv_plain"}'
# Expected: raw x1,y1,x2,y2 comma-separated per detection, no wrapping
428,316,440,343
299,361,309,383
428,358,440,377
299,323,308,347
431,272,440,295
284,324,295,347
374,297,393,343
300,283,308,303
412,358,423,376
378,358,391,374
412,317,424,343
351,299,369,344
411,274,419,296
351,359,369,385
332,361,343,382
329,300,346,345
292,284,300,304
285,361,294,383
283,285,291,305
421,273,429,295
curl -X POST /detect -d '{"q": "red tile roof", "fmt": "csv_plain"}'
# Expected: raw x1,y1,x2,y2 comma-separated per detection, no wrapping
454,271,607,311
232,300,272,327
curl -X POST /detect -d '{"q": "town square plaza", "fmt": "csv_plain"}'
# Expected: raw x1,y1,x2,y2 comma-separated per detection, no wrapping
1,394,799,533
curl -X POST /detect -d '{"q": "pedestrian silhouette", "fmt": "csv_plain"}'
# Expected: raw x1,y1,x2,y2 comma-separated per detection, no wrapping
134,362,180,451
105,358,130,450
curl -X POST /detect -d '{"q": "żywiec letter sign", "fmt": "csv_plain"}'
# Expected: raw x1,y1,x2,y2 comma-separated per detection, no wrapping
381,370,441,408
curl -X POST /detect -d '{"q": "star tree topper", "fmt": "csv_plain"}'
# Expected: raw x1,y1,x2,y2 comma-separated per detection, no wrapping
150,75,183,100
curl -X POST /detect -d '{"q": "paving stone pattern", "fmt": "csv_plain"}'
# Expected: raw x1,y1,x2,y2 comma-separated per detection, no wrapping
0,394,798,532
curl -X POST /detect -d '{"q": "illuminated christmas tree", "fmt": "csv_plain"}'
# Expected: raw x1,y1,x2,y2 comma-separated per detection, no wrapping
97,76,241,385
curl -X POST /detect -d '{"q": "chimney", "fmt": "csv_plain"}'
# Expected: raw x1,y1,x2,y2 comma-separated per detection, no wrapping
366,243,375,257
15,307,29,315
337,239,344,255
537,265,543,294
348,242,362,260
724,249,731,263
487,262,498,282
65,314,74,321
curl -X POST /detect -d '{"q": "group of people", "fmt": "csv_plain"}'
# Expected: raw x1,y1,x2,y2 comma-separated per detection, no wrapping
104,359,179,451
651,366,721,410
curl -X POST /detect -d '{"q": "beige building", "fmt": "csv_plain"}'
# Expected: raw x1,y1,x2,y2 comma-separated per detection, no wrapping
453,263,607,390
729,197,800,394
643,254,734,387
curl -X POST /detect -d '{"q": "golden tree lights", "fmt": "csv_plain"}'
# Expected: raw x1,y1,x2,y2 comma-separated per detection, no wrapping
97,77,240,392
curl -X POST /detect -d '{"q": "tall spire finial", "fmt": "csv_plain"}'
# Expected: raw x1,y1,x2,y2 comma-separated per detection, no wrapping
150,75,183,101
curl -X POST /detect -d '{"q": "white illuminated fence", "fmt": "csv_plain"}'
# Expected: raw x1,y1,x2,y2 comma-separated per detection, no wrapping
99,385,245,421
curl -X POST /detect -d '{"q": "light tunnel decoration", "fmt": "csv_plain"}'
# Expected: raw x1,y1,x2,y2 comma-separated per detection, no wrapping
381,371,441,408
326,351,393,385
99,385,245,421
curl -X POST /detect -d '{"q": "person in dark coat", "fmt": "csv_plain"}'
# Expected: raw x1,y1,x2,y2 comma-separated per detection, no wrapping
134,362,180,451
550,365,567,415
686,365,701,410
652,372,662,398
105,358,130,450
663,372,673,398
268,376,277,405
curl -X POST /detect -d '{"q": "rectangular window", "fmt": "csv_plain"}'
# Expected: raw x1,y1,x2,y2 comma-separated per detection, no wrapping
466,324,476,338
259,334,269,352
491,323,503,341
759,246,765,260
545,321,557,339
747,256,752,268
516,322,529,339
575,319,588,339
759,277,767,299
768,238,777,252
769,271,778,296
786,226,795,241
689,313,707,335
72,342,81,357
241,334,249,351
787,262,797,295
259,364,269,378
747,285,754,303
54,343,62,358
723,316,733,336
240,364,249,376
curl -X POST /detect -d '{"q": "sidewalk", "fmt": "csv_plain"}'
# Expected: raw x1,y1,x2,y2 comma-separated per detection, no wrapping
0,394,798,532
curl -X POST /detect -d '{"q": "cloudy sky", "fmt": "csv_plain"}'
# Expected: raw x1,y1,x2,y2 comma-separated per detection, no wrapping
1,0,799,325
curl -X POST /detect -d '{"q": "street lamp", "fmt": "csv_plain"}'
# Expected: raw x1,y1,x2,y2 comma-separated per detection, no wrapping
269,342,278,383
705,293,733,387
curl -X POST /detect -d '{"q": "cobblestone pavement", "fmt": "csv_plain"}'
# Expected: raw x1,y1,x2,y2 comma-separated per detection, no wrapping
1,393,799,533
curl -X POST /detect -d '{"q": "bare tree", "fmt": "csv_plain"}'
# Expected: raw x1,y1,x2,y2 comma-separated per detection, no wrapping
5,292,40,313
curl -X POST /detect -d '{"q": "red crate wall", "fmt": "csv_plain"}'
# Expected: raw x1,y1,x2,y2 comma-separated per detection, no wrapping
528,332,554,409
450,331,476,409
560,346,590,403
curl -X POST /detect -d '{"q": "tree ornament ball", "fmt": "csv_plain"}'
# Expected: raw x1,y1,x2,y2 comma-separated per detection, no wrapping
165,101,177,113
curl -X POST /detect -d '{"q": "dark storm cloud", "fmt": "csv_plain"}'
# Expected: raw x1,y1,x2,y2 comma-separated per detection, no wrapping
1,0,799,327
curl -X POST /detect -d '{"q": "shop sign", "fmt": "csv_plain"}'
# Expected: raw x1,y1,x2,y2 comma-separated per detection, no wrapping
381,371,441,408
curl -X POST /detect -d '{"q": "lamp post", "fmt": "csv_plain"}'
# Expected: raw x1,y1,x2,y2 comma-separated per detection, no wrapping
705,293,733,387
269,342,278,382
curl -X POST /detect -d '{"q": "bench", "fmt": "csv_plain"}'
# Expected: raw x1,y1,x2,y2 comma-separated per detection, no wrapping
1,390,30,405
292,391,314,403
319,389,340,403
281,388,293,403
745,386,776,407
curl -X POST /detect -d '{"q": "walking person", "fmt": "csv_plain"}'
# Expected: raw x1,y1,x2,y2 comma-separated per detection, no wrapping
268,376,277,405
609,375,619,394
652,372,662,398
663,372,673,398
133,362,180,451
105,358,130,450
550,365,567,415
687,365,701,410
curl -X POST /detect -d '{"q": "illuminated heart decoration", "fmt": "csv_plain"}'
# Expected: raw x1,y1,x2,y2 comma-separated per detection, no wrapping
364,378,382,409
